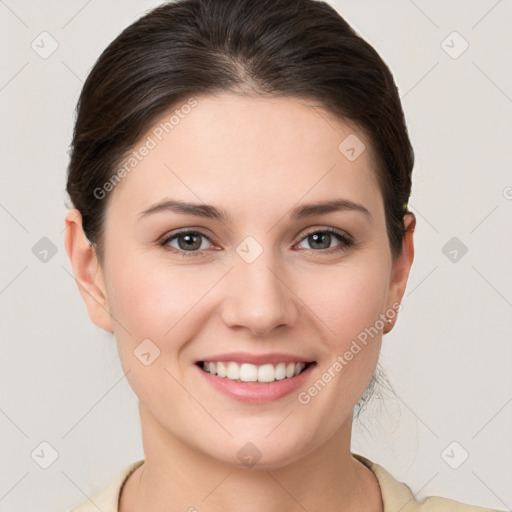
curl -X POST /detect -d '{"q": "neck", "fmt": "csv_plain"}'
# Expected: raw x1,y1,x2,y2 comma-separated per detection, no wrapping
119,403,383,512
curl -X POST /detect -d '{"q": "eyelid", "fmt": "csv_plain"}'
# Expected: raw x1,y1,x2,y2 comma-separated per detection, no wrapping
299,226,353,243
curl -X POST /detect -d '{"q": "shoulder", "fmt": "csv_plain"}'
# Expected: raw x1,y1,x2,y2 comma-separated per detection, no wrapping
418,496,501,512
352,453,502,512
70,459,145,512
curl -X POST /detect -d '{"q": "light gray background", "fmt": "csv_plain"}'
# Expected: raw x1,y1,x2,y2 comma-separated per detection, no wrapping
1,1,511,511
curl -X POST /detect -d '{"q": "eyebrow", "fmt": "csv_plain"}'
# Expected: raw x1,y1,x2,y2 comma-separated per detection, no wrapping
138,197,371,222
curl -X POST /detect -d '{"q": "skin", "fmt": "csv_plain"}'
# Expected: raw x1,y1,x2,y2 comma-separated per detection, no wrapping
65,92,415,512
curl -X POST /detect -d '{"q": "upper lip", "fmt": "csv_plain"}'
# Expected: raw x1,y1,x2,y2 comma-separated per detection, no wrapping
197,352,315,366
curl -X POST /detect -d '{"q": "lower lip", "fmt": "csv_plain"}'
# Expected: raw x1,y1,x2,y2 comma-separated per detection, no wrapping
195,363,317,404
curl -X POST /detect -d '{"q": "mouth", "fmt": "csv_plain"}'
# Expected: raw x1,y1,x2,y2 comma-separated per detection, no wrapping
195,360,317,384
194,359,318,404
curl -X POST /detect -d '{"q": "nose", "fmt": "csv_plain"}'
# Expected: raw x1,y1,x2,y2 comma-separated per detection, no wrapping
220,253,299,337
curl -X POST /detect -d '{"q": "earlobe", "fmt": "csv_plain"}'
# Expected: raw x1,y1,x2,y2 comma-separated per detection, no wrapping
64,209,114,333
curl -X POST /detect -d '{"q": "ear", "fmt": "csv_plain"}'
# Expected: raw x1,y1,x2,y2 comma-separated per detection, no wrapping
64,209,113,333
385,212,416,329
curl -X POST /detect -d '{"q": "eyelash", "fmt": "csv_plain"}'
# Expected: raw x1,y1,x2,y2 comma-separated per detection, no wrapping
159,227,354,258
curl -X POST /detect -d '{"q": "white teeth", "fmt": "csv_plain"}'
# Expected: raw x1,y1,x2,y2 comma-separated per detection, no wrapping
274,362,286,380
258,364,275,383
201,361,308,383
239,363,258,382
216,361,227,377
226,362,239,379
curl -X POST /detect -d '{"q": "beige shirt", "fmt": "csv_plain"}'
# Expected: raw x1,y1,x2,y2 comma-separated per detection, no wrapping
71,453,500,511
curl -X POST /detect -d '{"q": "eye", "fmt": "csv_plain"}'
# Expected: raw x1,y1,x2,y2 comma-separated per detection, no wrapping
159,227,353,257
296,228,353,253
160,229,213,257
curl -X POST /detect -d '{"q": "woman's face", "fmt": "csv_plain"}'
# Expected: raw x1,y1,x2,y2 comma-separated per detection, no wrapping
68,92,414,468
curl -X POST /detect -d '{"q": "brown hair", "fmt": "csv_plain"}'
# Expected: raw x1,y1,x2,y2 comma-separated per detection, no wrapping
66,0,414,265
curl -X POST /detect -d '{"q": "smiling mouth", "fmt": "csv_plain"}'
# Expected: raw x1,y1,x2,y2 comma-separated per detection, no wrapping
195,360,316,383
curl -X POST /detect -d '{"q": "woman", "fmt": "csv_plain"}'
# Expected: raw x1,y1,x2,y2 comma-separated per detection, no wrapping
64,0,500,510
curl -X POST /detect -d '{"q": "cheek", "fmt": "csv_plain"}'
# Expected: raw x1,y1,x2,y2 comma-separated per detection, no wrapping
106,258,210,338
300,260,390,346
104,260,212,400
287,262,389,439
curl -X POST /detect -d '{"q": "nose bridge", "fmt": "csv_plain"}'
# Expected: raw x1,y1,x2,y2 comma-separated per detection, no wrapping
221,244,297,335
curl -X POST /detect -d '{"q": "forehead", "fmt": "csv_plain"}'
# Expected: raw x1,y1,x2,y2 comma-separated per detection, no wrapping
108,93,382,220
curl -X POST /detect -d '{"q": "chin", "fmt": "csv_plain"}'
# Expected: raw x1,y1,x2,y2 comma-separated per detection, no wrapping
198,433,314,471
